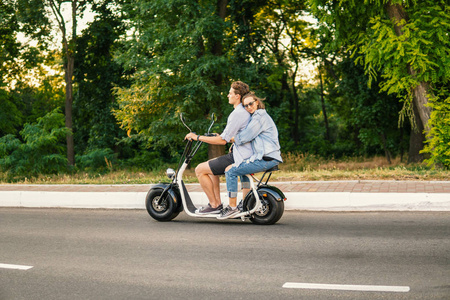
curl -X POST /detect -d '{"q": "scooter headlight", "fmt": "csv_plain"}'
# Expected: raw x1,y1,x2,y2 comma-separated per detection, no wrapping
166,168,175,179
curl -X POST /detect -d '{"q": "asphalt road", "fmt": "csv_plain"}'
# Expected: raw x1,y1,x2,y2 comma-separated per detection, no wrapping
1,208,449,300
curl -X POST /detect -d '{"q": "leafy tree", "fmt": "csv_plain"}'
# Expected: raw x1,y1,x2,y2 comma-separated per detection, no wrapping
422,88,450,168
308,0,450,166
2,1,65,137
10,51,65,124
290,12,410,160
114,0,254,156
251,0,312,146
115,0,337,159
0,91,23,136
332,56,408,161
16,0,92,166
73,1,129,155
1,0,22,135
1,0,20,80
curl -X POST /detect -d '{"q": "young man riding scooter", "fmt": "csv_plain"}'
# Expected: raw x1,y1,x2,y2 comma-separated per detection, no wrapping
184,81,253,214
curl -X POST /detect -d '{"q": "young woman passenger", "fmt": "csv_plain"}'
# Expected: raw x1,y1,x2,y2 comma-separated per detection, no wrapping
218,92,282,219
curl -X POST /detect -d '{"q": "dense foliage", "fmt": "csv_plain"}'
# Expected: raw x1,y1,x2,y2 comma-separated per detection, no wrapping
0,109,68,179
1,0,449,180
73,2,130,155
308,0,450,166
422,90,450,167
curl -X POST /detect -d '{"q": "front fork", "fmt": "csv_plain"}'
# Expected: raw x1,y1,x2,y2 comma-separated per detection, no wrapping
156,184,172,206
153,182,183,212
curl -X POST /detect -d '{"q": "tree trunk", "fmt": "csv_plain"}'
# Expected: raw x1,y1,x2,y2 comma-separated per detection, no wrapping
408,128,425,163
47,0,79,166
408,101,426,163
208,144,226,160
380,132,392,164
64,0,77,166
291,69,300,145
399,126,404,162
64,54,75,166
408,72,432,132
216,0,227,26
385,1,432,133
319,65,330,141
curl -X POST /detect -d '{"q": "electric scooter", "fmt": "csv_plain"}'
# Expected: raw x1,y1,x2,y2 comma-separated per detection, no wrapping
145,114,286,225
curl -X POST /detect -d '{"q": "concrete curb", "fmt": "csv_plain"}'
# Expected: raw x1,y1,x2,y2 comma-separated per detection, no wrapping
1,190,449,211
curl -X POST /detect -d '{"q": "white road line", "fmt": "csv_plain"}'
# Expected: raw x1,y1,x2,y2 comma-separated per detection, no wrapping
283,282,410,293
0,263,33,270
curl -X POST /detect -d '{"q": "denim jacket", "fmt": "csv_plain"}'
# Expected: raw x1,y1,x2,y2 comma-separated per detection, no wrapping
234,109,282,164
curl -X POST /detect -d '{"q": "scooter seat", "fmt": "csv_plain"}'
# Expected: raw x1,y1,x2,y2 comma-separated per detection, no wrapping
266,165,279,172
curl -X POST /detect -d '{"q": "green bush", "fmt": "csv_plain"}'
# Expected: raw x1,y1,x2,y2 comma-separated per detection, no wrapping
422,93,450,169
123,150,170,172
0,109,68,179
76,148,116,172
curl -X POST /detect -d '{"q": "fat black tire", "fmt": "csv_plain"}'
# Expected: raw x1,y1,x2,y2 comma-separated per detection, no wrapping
245,192,284,225
145,188,179,222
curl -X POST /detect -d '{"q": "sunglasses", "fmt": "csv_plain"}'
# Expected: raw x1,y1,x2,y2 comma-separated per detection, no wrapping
243,100,256,109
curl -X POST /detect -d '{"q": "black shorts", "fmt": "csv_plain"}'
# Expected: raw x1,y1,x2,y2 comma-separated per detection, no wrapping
208,152,234,175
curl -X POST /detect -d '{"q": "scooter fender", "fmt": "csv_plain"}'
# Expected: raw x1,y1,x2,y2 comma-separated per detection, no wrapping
257,185,286,202
151,183,183,212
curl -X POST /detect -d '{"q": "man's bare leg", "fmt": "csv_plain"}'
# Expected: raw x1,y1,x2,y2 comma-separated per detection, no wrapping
242,188,250,199
209,173,221,204
195,162,221,208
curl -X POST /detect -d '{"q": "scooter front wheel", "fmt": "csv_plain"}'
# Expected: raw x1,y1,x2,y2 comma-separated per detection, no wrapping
145,188,179,222
244,192,284,225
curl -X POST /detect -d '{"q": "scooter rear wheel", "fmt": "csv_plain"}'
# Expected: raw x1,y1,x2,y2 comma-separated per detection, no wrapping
145,188,179,221
245,192,284,225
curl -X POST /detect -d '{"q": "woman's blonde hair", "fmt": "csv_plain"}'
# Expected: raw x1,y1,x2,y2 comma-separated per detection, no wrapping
242,92,265,109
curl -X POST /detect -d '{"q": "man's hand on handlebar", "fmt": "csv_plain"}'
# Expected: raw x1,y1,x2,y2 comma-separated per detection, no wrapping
184,133,198,141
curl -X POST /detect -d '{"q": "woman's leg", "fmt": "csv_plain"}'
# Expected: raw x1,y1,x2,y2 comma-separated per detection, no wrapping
241,174,251,202
224,164,239,207
225,160,278,205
